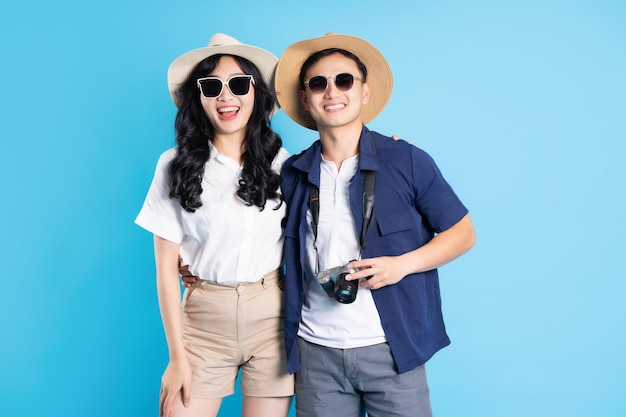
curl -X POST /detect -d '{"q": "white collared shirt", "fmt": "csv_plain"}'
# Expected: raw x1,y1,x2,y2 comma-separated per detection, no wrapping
298,154,386,348
135,142,288,283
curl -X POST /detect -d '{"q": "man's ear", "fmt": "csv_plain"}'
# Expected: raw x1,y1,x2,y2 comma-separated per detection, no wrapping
300,90,309,111
362,82,371,104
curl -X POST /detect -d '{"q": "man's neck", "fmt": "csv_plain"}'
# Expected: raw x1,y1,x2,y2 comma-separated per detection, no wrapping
318,123,363,171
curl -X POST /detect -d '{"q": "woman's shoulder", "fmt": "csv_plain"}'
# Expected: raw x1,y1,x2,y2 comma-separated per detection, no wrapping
156,147,177,165
272,147,291,170
145,147,177,175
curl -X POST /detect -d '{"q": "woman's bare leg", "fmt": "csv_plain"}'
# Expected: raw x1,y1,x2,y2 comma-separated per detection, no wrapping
242,396,293,417
166,394,222,417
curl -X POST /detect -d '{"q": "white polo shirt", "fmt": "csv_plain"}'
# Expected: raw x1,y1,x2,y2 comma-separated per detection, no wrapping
298,155,386,349
135,143,288,283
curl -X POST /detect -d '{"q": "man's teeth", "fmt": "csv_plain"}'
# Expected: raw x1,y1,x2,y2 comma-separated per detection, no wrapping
325,104,345,110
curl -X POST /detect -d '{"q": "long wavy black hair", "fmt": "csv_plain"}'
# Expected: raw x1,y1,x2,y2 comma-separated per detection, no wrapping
168,54,283,213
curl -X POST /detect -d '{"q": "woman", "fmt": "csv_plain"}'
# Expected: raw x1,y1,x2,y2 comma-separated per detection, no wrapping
135,33,293,417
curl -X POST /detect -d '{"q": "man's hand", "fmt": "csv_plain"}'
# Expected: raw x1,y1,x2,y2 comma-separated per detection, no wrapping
179,263,199,288
345,256,408,290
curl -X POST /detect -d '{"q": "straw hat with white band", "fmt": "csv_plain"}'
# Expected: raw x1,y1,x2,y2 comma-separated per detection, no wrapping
167,33,279,111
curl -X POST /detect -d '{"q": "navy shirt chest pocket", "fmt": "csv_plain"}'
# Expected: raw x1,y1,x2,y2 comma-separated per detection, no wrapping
369,210,424,257
375,211,416,236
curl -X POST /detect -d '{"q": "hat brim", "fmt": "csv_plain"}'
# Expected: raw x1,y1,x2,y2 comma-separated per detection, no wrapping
274,33,393,130
167,40,279,112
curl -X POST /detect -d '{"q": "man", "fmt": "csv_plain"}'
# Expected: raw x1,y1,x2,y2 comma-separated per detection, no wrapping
274,33,476,417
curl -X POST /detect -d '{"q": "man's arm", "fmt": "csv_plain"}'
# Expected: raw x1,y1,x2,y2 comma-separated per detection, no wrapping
347,214,475,289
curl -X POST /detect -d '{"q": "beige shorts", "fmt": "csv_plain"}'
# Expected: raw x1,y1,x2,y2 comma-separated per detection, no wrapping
181,269,294,399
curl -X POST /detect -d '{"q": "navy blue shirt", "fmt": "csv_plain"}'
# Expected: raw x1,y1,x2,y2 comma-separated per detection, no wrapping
281,126,469,374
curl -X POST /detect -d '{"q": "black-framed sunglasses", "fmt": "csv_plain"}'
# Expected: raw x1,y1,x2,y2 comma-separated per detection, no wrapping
196,75,255,98
304,73,362,94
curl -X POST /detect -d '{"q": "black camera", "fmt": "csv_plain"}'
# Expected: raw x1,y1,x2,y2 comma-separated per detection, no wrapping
315,260,361,304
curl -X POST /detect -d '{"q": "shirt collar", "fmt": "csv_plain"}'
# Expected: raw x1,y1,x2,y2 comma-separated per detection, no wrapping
292,125,379,185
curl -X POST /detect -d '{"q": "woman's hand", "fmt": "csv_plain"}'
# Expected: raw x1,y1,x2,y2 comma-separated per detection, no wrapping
159,358,192,417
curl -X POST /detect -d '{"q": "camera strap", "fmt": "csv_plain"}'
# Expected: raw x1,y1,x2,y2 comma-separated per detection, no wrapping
308,132,377,276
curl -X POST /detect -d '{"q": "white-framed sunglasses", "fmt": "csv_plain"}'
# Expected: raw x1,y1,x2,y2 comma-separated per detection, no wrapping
196,75,255,98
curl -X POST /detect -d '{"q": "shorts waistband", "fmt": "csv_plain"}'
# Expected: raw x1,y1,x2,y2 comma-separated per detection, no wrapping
194,268,284,291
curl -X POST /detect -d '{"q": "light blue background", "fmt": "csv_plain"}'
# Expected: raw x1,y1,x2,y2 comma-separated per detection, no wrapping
1,0,624,416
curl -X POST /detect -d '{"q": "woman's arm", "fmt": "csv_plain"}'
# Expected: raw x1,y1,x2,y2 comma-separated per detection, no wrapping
154,235,192,417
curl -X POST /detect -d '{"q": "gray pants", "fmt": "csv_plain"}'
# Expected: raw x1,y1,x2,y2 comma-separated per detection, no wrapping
295,337,433,417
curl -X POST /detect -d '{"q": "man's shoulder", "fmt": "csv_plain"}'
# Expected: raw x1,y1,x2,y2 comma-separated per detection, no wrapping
283,151,302,167
282,141,319,173
369,130,431,161
281,145,314,200
282,150,304,177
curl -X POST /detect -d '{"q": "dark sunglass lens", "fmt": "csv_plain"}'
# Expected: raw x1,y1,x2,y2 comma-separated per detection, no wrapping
228,76,251,96
335,73,355,91
199,79,223,97
307,76,328,93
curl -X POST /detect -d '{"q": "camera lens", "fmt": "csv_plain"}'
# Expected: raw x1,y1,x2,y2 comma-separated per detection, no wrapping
334,273,358,304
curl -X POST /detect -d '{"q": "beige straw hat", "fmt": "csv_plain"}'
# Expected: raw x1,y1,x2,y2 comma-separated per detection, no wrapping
167,33,279,109
274,33,393,130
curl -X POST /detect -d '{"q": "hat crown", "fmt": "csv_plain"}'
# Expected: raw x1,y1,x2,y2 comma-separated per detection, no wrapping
207,33,242,48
